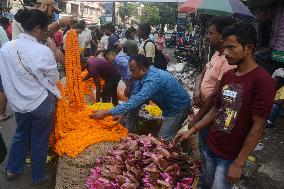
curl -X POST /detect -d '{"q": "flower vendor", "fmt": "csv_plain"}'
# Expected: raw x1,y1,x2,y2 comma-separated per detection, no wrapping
90,54,191,142
82,57,121,105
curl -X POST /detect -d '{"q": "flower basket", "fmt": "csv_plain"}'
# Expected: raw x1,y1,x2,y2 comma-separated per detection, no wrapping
55,142,117,189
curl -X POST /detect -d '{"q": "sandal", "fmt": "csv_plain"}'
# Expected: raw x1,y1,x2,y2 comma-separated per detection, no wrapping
0,113,13,122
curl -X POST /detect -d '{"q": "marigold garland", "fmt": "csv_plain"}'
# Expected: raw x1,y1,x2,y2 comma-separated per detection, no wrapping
51,30,128,158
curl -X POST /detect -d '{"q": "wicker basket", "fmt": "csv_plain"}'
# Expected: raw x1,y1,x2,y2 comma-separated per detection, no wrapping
181,133,200,160
189,134,200,160
55,142,116,189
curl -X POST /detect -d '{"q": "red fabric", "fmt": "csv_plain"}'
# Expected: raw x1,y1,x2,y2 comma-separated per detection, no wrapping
6,23,12,40
206,67,276,160
177,38,183,46
53,31,63,49
87,57,119,81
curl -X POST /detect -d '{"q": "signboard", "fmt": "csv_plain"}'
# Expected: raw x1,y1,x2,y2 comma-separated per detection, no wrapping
104,2,113,16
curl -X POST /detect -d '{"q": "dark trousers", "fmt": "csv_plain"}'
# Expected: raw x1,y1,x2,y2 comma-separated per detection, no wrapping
6,94,55,182
102,74,121,105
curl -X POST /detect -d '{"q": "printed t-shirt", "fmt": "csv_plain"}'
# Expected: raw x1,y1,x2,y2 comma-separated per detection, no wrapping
206,67,275,160
87,57,119,81
275,86,284,101
200,51,236,100
138,39,155,63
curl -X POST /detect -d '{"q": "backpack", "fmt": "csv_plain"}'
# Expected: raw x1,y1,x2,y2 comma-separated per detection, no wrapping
143,40,168,71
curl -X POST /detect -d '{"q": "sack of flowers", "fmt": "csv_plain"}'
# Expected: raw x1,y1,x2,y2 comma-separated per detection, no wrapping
55,142,117,189
86,134,200,189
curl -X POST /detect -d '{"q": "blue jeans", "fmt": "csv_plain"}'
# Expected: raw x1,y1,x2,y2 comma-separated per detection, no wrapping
199,127,209,188
268,104,282,124
203,144,233,189
158,107,190,142
6,93,55,182
124,107,190,142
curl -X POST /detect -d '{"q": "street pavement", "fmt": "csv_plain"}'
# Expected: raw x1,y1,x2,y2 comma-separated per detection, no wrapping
0,47,283,189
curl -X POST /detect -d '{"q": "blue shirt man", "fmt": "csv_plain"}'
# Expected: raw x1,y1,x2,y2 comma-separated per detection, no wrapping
91,54,191,142
109,66,190,117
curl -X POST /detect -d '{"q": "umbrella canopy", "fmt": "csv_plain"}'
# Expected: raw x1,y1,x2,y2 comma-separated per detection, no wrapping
179,0,255,21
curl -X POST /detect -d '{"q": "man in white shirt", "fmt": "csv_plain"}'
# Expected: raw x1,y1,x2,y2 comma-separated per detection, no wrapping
138,23,155,64
78,21,91,48
78,20,92,56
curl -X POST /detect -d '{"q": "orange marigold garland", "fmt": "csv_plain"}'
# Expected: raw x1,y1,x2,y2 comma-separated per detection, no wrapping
51,30,128,158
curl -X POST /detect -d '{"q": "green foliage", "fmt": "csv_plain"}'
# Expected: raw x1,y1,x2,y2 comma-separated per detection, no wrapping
156,3,178,28
139,3,178,30
140,5,160,26
0,0,12,14
118,2,138,24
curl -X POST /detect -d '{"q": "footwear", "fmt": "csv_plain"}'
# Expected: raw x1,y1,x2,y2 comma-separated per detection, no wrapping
266,121,275,128
5,169,18,181
0,113,13,122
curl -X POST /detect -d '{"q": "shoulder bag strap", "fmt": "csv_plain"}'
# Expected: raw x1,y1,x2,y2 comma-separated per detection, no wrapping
12,41,39,82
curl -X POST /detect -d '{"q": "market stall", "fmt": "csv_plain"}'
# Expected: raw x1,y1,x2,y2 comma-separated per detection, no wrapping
53,29,200,189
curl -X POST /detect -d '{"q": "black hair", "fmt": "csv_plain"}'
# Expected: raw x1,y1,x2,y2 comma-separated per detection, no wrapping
125,29,131,39
104,23,115,33
125,27,137,39
95,30,104,40
138,23,151,37
129,54,151,69
222,22,257,48
125,26,137,39
0,17,9,29
103,49,116,58
14,9,49,32
79,20,86,30
209,17,236,34
23,0,37,6
70,20,85,30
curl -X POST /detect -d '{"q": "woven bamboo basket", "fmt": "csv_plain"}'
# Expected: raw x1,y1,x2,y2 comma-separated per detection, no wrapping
55,142,116,189
189,133,200,160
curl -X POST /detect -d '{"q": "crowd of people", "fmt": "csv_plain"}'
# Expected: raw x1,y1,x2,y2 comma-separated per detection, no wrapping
0,0,283,188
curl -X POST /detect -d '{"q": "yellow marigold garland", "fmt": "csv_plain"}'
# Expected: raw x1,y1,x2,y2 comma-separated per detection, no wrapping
51,30,128,158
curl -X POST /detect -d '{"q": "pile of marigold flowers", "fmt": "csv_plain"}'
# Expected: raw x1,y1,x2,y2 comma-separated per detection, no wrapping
51,30,128,158
144,105,162,117
88,102,113,111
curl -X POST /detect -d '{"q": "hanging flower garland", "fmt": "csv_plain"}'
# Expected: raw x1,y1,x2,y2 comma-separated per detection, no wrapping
50,30,128,158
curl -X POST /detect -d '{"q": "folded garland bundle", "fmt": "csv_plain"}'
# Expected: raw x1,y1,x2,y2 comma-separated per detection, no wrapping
87,134,200,189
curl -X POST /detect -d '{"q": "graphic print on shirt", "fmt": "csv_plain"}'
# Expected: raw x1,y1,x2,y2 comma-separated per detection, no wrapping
215,83,243,133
